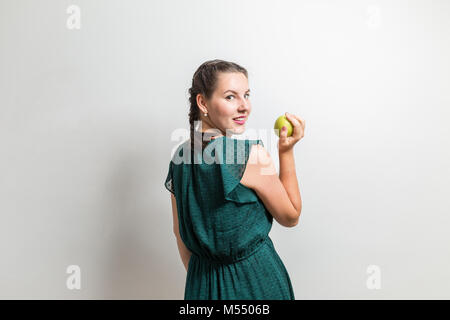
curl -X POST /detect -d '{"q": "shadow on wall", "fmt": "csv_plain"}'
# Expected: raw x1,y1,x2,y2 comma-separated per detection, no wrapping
97,151,183,299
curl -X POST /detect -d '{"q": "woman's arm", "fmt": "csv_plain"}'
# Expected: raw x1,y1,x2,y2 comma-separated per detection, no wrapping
278,113,305,218
171,193,192,272
241,113,305,227
242,144,301,227
175,234,192,272
279,149,302,216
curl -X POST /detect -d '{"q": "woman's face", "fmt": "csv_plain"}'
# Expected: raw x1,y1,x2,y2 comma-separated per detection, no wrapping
198,72,251,136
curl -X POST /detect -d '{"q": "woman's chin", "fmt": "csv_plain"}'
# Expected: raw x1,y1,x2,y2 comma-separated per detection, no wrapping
231,126,245,135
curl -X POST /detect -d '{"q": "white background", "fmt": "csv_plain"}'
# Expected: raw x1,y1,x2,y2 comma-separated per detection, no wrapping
1,0,449,299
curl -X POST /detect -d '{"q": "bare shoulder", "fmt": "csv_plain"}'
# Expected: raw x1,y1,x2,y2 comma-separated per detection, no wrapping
241,143,277,189
240,142,298,227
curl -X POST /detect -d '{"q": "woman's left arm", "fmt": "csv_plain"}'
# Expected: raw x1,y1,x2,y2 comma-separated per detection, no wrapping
175,234,192,272
171,193,192,272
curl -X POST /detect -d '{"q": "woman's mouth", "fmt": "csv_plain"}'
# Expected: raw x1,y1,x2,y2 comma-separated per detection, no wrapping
233,116,246,125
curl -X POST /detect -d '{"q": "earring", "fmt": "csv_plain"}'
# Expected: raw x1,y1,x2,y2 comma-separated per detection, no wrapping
204,113,208,117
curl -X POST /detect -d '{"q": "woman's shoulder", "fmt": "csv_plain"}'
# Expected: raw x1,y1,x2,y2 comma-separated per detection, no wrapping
169,136,265,166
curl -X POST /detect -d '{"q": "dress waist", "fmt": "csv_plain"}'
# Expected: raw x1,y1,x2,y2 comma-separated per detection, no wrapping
190,236,272,265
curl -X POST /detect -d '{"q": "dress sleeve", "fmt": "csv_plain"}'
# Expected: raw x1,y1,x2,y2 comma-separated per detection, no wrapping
164,161,175,195
220,139,264,204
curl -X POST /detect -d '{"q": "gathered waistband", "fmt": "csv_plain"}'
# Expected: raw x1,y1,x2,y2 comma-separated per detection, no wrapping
190,237,272,265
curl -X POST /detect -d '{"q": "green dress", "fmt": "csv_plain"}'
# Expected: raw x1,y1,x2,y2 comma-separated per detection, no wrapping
164,135,295,300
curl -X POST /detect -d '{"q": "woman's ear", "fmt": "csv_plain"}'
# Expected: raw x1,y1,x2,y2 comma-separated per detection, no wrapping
196,93,208,112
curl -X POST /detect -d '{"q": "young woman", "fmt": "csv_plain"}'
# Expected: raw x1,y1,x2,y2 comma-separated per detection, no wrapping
165,59,305,299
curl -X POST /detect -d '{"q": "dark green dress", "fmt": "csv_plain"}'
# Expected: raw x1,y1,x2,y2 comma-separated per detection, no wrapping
164,135,295,300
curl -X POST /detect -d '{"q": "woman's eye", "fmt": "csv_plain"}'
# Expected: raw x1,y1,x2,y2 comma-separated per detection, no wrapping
226,94,250,100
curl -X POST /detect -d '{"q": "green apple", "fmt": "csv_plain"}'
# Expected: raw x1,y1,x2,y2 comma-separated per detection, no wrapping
274,115,293,137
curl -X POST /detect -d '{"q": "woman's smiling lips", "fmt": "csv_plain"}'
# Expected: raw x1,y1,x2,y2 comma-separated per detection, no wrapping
232,116,246,125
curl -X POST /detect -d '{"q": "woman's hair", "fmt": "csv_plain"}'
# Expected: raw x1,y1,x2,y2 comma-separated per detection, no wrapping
188,59,248,153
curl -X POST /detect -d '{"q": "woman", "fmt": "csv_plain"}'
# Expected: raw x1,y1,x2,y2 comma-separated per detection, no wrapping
164,59,305,299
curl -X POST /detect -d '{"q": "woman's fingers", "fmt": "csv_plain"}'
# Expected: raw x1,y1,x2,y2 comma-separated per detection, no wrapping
290,113,305,127
285,112,303,138
285,112,300,126
297,115,306,128
281,123,288,139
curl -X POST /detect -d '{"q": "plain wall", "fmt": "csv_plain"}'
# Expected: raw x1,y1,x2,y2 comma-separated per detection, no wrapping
1,0,449,299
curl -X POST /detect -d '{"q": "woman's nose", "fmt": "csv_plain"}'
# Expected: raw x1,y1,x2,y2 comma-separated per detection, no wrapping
238,97,250,109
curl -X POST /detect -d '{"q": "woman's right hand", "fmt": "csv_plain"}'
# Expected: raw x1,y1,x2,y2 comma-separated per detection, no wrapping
278,112,305,153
